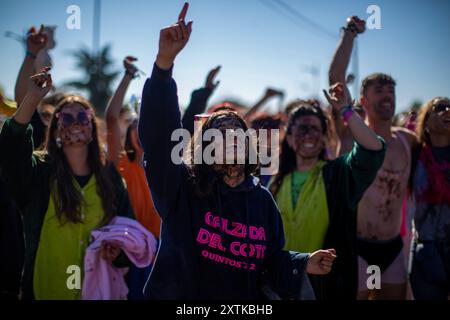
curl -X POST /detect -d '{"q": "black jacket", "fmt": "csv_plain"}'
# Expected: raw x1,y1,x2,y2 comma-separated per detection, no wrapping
139,64,310,300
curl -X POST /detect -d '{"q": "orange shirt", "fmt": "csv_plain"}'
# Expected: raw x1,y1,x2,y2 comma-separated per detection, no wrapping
118,154,161,238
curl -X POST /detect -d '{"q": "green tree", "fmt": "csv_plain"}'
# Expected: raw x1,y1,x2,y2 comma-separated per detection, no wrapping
65,44,119,114
409,100,423,113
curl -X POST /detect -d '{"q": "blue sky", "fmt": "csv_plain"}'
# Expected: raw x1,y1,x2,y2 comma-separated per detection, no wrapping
0,0,449,114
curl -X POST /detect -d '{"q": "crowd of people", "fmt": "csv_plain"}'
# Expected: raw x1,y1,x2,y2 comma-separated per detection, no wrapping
0,3,449,300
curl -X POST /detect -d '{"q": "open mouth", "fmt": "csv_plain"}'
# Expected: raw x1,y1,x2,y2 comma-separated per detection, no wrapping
381,101,393,109
70,129,82,134
303,143,315,149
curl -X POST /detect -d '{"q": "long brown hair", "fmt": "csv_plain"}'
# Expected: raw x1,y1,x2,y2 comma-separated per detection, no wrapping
187,110,258,197
44,95,117,225
409,96,449,193
269,105,329,196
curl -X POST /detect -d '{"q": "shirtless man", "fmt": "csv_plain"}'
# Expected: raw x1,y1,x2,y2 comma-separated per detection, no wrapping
329,16,416,299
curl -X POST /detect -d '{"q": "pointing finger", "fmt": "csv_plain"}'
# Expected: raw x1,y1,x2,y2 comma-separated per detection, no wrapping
178,2,189,21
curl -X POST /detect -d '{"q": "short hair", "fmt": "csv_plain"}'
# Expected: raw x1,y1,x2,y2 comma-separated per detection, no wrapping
360,73,396,97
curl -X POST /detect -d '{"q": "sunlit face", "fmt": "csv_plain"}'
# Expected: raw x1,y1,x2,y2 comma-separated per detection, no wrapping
363,81,396,121
426,98,450,136
38,103,55,127
287,115,324,160
210,115,248,171
56,102,93,147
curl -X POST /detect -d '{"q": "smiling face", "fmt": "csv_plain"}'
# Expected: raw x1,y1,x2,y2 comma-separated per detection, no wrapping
38,103,55,127
427,97,450,136
55,102,93,147
363,80,396,122
287,115,325,160
209,115,248,166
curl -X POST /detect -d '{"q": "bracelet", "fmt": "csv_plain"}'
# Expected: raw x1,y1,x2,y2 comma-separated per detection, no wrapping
340,26,358,37
125,70,137,78
26,51,37,59
341,105,354,125
339,104,352,115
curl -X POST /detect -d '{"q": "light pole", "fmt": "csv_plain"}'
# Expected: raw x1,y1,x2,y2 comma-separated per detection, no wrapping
93,0,101,54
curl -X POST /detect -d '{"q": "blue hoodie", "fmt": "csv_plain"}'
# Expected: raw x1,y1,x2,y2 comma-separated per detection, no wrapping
138,64,310,300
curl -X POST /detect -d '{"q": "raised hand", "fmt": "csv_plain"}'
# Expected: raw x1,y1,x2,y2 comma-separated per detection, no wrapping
264,88,284,99
205,65,221,91
346,16,366,34
27,25,48,56
323,82,351,113
28,67,52,100
156,2,193,69
124,56,139,78
306,249,337,275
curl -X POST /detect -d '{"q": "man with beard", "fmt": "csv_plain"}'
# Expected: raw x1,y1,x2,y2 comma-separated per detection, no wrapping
329,16,416,299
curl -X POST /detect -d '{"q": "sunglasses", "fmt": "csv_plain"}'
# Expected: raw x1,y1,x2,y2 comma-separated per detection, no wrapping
432,104,450,115
292,124,322,137
57,110,92,127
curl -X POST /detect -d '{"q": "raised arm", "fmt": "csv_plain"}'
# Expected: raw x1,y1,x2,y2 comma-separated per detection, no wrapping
244,88,284,123
324,83,382,151
324,83,385,208
105,56,138,165
15,25,48,105
328,16,365,85
138,2,193,220
181,65,220,135
1,69,52,208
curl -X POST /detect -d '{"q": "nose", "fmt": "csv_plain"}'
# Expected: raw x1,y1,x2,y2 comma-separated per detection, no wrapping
383,91,394,101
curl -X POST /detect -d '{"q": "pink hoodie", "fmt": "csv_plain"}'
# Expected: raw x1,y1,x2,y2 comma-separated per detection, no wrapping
82,216,157,300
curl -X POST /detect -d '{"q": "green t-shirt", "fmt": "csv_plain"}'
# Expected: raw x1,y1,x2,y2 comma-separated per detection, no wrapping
291,170,311,209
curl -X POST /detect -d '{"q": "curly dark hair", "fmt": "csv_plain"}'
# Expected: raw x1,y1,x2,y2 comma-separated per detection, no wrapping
187,110,258,197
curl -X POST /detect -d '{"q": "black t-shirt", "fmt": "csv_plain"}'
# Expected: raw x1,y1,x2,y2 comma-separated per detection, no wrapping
74,173,92,188
431,145,450,162
30,111,46,149
432,145,450,181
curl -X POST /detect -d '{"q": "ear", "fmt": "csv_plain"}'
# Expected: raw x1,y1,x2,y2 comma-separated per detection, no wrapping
360,95,368,109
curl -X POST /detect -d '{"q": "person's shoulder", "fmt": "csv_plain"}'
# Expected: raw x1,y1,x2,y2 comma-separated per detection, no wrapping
258,183,273,198
393,126,417,146
106,162,127,186
256,182,280,212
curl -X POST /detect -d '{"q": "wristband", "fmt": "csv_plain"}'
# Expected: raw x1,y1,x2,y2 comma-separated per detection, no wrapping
125,70,137,78
341,105,354,125
341,26,358,37
26,51,37,59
